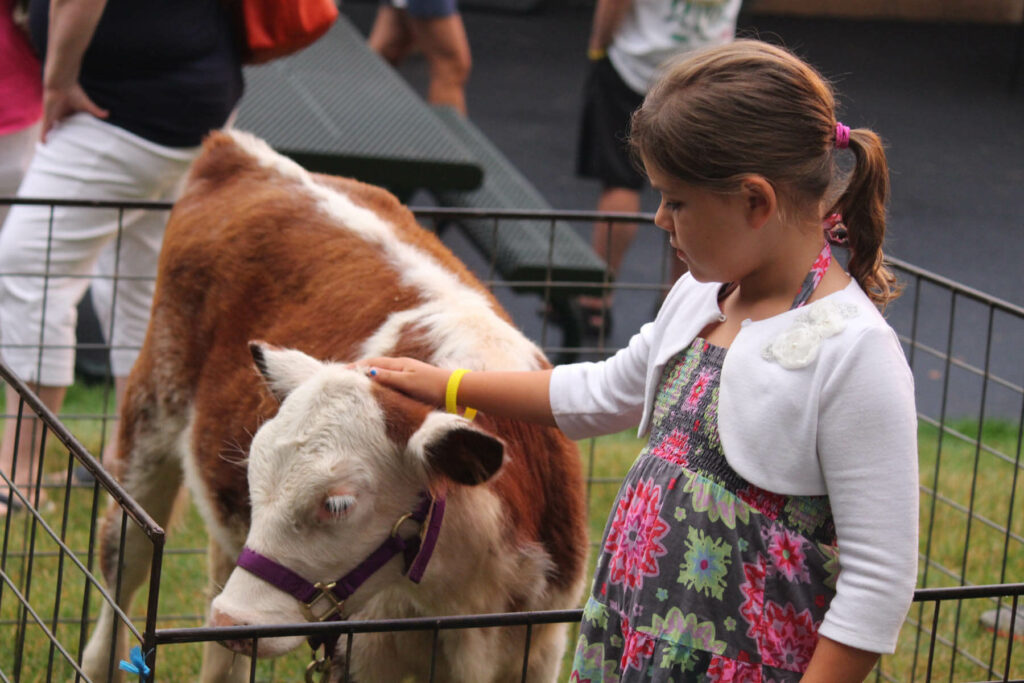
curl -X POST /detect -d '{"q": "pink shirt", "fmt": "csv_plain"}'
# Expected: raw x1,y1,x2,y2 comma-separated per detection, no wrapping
0,0,43,135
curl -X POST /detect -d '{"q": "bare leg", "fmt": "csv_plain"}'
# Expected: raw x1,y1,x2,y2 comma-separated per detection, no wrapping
580,187,640,315
410,14,472,115
368,5,416,65
1,383,66,512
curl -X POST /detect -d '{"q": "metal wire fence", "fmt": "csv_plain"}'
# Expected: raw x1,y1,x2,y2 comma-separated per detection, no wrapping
0,198,1020,681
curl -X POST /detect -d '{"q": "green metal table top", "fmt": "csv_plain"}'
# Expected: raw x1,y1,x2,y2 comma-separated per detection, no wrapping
234,15,483,195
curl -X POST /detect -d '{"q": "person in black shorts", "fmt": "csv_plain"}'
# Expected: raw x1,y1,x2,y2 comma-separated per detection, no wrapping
575,53,652,339
368,0,472,115
575,0,741,340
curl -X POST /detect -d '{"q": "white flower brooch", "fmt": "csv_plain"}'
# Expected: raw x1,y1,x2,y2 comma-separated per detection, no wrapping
762,300,859,369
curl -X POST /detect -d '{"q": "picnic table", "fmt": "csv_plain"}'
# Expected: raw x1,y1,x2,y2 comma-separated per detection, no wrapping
234,14,483,199
232,14,609,360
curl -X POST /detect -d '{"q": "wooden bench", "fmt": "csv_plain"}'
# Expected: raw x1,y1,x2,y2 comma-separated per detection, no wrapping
429,106,608,359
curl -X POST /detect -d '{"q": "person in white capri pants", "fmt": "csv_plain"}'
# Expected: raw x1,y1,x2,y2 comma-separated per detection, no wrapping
0,0,243,514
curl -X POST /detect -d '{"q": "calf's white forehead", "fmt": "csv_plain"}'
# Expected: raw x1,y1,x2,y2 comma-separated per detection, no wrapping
247,367,393,506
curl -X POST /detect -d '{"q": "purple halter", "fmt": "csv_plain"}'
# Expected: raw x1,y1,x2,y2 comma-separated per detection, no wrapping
235,492,445,658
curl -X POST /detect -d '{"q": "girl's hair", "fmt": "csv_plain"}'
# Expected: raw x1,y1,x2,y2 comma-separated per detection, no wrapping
630,39,900,308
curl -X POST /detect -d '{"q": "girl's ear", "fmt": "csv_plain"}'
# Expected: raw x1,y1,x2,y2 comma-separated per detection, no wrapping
741,176,776,230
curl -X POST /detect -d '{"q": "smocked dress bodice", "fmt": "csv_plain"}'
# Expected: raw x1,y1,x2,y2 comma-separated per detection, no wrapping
572,248,844,682
572,336,840,682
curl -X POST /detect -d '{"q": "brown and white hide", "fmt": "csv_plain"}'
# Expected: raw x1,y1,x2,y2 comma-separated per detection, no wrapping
80,130,588,683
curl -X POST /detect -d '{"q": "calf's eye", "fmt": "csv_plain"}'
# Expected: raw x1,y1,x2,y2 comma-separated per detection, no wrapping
323,494,356,520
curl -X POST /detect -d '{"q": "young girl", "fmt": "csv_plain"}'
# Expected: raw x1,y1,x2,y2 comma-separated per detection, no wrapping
364,39,919,682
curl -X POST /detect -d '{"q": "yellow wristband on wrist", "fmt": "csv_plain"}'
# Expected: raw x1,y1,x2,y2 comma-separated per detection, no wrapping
587,48,607,61
445,369,477,421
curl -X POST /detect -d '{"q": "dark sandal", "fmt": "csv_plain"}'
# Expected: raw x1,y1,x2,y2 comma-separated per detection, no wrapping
0,491,25,516
579,301,614,340
73,465,96,485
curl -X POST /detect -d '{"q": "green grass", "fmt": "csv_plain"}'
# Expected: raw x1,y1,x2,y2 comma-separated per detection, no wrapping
887,418,1024,682
0,379,311,681
1,380,1021,681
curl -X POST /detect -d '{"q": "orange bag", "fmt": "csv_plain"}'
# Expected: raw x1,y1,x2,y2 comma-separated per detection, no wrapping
239,0,340,65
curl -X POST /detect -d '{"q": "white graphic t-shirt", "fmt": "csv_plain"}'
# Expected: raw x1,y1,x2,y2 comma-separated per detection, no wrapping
609,0,743,94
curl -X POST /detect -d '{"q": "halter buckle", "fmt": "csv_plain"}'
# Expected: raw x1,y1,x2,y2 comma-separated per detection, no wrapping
389,511,415,538
305,651,331,683
301,581,345,622
390,495,436,545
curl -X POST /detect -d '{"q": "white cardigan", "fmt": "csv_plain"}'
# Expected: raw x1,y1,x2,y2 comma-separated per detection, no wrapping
550,274,919,654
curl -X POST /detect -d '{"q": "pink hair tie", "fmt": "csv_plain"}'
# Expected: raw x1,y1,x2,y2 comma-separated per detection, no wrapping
824,212,848,245
835,122,851,149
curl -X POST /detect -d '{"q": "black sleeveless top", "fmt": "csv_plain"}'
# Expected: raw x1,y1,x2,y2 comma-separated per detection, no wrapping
29,0,244,147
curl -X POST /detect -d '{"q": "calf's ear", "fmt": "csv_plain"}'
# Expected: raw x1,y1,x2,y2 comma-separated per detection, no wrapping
249,341,323,401
408,413,505,486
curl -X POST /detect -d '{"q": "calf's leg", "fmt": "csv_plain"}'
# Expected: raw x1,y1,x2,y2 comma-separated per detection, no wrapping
80,393,188,682
201,539,253,683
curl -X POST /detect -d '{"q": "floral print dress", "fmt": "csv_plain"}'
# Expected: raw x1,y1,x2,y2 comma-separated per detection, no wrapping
571,246,839,683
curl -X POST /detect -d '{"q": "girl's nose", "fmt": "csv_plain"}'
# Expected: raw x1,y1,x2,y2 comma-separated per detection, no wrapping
652,205,672,232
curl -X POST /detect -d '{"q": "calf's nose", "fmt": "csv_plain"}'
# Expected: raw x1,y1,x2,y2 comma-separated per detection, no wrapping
210,607,254,654
210,606,238,628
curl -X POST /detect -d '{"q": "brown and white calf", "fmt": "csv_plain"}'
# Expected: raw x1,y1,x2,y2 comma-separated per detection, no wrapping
81,130,587,682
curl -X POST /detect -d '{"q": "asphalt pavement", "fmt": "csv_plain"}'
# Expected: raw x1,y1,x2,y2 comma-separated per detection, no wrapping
343,3,1024,419
345,1,1024,302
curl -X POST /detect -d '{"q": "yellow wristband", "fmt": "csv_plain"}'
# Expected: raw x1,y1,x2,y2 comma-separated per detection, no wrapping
588,48,607,61
445,369,477,421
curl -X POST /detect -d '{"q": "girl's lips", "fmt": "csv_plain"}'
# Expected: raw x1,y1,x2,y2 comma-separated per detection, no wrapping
668,237,687,262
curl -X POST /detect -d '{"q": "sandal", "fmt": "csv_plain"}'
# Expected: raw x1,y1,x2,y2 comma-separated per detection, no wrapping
0,491,25,516
578,299,614,341
73,465,96,485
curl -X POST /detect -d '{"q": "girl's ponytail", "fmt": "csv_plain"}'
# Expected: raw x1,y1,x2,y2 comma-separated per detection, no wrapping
631,41,903,310
829,128,901,309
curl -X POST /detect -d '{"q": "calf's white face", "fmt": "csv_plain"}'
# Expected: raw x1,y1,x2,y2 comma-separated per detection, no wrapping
209,343,504,658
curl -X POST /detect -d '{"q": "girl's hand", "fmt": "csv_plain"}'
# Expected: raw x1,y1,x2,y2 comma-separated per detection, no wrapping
358,359,556,427
359,357,451,408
